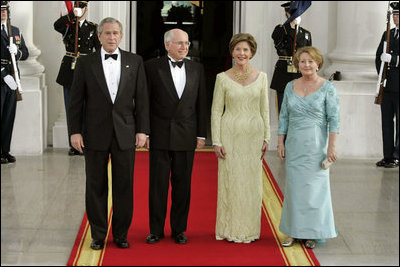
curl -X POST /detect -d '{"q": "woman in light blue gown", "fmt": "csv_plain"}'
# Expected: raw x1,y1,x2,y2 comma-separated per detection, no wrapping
277,46,340,249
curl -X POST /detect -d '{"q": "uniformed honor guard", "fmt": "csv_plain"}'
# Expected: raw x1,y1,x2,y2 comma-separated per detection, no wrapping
375,1,399,168
1,0,29,164
270,1,312,114
54,1,100,155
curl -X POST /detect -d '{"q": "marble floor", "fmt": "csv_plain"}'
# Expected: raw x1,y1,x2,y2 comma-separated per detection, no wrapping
1,148,399,266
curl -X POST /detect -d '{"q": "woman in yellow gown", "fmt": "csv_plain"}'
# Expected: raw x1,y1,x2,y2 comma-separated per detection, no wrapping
211,33,270,243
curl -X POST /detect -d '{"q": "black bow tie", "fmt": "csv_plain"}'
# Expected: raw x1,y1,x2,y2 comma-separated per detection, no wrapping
105,54,118,60
169,59,184,68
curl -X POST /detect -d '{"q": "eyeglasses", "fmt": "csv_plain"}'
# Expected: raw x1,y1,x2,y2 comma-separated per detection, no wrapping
171,41,191,47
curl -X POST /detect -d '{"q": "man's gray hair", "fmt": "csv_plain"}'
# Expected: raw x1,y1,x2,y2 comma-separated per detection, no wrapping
164,29,175,44
98,17,123,34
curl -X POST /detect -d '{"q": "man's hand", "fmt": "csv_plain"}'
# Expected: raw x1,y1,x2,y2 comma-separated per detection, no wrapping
8,43,17,55
135,133,147,148
3,75,17,90
380,52,392,63
74,7,83,17
71,134,84,153
196,138,205,149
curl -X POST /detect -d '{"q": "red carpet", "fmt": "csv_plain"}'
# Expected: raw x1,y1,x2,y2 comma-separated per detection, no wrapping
68,150,319,266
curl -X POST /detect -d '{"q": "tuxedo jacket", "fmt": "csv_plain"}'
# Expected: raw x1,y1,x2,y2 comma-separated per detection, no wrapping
69,49,150,151
375,27,399,93
144,56,207,151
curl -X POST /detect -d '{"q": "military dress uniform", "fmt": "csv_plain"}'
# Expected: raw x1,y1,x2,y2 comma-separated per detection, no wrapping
1,20,29,163
270,23,312,113
54,9,100,155
375,5,399,168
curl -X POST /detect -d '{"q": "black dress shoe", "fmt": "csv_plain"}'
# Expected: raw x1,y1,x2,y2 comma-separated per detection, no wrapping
114,238,130,248
90,239,104,250
4,153,15,163
68,148,83,156
68,148,76,156
376,158,388,167
146,233,164,244
172,232,187,244
1,157,8,164
385,159,399,168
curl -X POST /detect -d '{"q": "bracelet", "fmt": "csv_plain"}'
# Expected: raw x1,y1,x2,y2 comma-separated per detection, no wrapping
277,144,284,148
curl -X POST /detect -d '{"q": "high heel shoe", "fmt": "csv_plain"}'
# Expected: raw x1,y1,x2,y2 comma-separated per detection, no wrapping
304,239,316,249
282,237,295,247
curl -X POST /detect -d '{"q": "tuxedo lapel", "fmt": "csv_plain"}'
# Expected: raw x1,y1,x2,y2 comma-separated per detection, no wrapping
91,51,113,104
180,59,194,101
158,56,180,100
115,49,128,102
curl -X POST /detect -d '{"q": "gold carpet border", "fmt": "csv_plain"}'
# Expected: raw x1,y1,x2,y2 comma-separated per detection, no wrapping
262,163,317,266
73,162,113,266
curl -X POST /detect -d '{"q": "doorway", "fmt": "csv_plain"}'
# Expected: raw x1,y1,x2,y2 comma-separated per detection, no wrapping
136,1,234,145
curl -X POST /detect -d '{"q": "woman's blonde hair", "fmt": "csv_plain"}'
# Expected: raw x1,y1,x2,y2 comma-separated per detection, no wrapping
293,46,324,70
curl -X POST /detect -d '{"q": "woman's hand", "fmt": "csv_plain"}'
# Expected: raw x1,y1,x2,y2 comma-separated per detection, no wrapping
213,145,226,159
277,143,285,161
327,145,338,163
261,141,268,160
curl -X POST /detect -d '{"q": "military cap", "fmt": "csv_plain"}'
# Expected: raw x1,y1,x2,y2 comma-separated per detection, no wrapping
281,2,291,12
74,1,89,8
391,2,399,14
1,1,9,10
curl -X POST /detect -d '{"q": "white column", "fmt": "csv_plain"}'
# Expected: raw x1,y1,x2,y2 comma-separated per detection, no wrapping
323,1,385,158
325,2,387,81
9,1,47,155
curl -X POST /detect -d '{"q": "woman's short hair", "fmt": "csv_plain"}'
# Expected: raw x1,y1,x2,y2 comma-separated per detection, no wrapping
229,33,257,58
98,17,123,34
293,46,324,69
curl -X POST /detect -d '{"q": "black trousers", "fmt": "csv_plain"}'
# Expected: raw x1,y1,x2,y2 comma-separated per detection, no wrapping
84,136,135,241
381,91,399,160
64,86,85,149
148,149,195,236
1,84,16,155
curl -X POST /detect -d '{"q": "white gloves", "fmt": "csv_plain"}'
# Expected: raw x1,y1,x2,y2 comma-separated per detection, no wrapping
74,7,83,17
4,75,17,90
380,52,392,63
8,43,18,55
294,16,301,25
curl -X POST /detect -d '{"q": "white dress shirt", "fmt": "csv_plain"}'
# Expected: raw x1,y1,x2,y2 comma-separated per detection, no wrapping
101,47,121,103
168,56,186,99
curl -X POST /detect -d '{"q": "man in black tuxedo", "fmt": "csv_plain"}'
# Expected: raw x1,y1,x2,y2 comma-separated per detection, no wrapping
54,1,101,156
69,17,149,250
144,29,207,245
